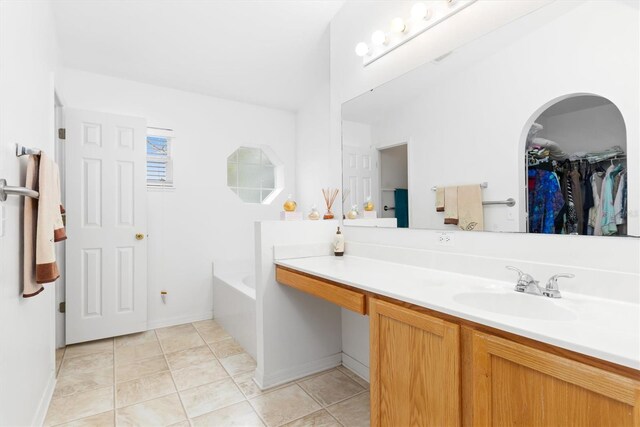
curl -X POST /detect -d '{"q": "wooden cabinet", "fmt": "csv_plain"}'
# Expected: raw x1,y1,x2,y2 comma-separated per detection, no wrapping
277,268,640,427
369,298,461,427
468,329,640,427
276,266,366,314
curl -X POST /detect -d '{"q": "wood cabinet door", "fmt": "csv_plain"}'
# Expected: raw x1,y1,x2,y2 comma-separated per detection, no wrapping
469,330,640,426
370,298,460,427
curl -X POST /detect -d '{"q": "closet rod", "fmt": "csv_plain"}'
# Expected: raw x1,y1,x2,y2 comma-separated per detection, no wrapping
0,179,39,201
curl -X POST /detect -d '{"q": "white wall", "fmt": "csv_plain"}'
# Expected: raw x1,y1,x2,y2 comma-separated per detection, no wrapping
58,68,297,329
255,221,342,388
296,82,331,212
328,0,640,375
537,103,627,155
0,1,59,425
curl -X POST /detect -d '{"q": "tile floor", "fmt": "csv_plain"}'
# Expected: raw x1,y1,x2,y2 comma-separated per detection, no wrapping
47,320,370,426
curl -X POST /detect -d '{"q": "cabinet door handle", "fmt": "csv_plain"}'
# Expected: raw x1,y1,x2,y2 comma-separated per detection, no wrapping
135,233,145,241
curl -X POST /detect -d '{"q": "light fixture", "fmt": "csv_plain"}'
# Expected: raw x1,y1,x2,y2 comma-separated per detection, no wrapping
371,30,387,46
390,17,406,33
355,42,369,57
355,0,477,66
410,3,431,21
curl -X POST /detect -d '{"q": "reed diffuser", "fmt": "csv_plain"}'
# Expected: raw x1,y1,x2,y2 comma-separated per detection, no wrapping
322,188,339,219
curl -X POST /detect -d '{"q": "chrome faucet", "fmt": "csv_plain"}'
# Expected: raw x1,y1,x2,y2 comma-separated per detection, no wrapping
542,273,575,299
506,266,542,295
506,267,574,299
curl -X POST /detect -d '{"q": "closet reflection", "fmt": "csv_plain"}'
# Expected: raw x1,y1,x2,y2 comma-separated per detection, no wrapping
526,95,627,236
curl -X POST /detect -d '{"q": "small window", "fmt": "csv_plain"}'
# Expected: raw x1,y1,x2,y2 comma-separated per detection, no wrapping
227,146,283,204
147,128,174,189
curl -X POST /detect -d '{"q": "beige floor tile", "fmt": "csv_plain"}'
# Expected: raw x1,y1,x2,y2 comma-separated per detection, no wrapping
249,384,321,427
233,372,265,399
156,323,197,339
54,367,114,398
60,352,113,376
283,410,341,427
196,323,231,343
209,338,244,359
179,377,245,418
56,348,66,376
337,365,370,390
45,386,114,426
57,410,114,427
220,352,256,376
165,345,216,371
116,393,186,426
191,319,220,330
326,392,370,427
172,359,229,391
299,369,365,406
115,340,163,366
233,372,291,400
115,355,169,383
191,401,265,427
158,329,205,354
115,330,158,348
64,339,113,359
167,421,191,427
116,371,176,408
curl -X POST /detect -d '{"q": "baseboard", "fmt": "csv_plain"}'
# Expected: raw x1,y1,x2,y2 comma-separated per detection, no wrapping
32,371,56,426
341,352,370,382
147,311,213,330
254,352,342,390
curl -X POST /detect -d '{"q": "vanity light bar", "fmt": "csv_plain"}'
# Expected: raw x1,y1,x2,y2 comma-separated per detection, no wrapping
356,0,478,66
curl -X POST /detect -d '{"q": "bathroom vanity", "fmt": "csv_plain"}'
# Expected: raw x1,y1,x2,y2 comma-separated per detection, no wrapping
275,257,640,427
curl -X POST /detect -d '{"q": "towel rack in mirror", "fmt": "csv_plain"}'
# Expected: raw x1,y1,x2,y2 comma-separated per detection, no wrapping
0,179,39,201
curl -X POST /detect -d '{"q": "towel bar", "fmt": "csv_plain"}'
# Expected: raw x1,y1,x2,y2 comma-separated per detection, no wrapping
16,144,41,157
431,182,488,191
0,179,39,201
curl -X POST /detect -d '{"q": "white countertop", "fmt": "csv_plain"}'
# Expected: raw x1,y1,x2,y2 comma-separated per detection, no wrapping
275,255,640,370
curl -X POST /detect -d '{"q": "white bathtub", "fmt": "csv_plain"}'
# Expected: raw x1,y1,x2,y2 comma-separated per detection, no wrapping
212,260,256,360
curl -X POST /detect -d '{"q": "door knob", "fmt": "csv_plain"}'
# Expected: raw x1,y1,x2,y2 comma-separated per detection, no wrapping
135,233,145,241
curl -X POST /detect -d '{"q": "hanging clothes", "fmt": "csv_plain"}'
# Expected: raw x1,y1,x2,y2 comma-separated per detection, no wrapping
569,169,583,234
528,169,565,234
564,174,579,234
601,164,624,235
589,171,605,235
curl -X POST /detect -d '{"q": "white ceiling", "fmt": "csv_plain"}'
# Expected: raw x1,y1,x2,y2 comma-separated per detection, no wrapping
51,0,344,111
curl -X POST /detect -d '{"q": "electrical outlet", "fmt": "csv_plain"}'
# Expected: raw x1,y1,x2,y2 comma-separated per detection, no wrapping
437,232,454,246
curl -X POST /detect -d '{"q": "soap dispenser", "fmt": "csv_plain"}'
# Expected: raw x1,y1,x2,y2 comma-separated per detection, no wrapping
334,227,345,257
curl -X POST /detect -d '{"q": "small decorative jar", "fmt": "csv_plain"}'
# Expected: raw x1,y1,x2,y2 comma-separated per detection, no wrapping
308,206,320,220
283,194,297,212
346,205,359,219
363,197,374,212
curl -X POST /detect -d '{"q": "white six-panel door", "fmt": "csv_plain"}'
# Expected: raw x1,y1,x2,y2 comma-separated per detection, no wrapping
65,109,147,344
342,144,377,213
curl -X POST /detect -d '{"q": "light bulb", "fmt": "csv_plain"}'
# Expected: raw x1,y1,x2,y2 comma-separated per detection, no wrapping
355,42,369,57
390,17,406,33
411,3,431,21
371,30,386,46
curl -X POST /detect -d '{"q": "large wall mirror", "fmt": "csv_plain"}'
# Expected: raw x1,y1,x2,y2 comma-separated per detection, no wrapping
341,0,638,237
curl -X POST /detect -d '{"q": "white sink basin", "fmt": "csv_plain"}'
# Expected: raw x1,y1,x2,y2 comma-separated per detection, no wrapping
453,292,577,321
